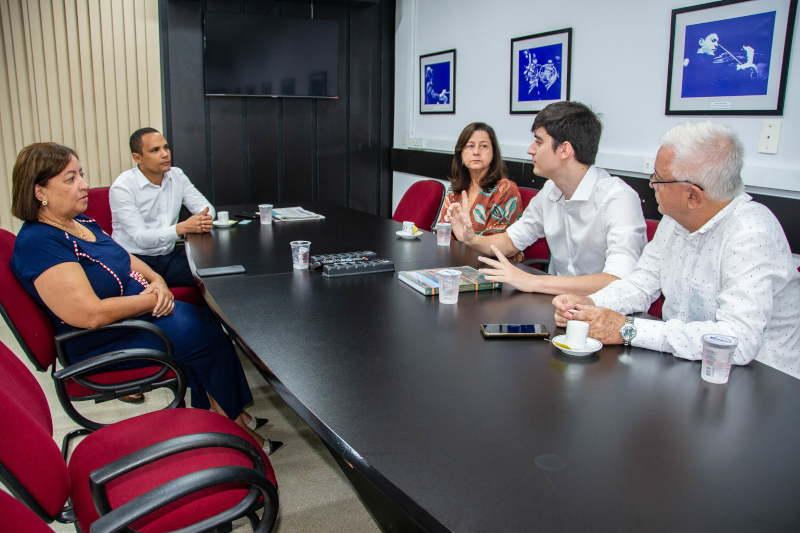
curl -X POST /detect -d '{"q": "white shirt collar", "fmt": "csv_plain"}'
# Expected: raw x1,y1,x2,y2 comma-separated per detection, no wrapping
673,193,751,237
548,165,598,203
133,165,171,189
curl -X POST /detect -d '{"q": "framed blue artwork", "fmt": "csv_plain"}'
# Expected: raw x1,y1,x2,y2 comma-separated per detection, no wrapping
420,49,456,114
666,0,797,115
510,29,572,114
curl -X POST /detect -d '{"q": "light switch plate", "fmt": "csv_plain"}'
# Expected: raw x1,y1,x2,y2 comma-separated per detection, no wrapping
758,121,781,154
642,158,656,174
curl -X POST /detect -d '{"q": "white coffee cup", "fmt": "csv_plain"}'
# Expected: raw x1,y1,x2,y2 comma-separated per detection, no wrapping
217,211,229,224
402,221,415,234
565,320,590,350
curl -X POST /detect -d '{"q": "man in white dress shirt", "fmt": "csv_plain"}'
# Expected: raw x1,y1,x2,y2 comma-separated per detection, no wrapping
553,121,800,378
110,128,214,287
446,101,647,295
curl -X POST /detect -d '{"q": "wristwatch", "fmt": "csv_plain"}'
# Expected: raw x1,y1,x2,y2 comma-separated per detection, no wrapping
619,316,637,346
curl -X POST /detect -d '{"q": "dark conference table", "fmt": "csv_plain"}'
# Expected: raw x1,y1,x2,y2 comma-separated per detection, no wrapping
186,202,800,533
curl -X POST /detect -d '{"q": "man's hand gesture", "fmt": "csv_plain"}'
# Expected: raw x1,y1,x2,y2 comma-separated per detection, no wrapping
177,207,213,236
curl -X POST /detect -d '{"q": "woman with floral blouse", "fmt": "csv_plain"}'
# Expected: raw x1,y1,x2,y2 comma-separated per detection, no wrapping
437,122,523,261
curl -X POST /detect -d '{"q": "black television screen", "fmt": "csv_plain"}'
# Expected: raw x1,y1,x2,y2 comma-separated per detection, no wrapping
203,13,339,98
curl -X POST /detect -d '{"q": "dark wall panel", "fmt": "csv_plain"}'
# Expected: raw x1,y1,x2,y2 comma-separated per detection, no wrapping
246,98,281,203
348,4,380,214
209,98,245,205
315,4,348,207
282,99,314,202
206,0,240,12
378,0,393,218
163,0,394,215
164,1,209,197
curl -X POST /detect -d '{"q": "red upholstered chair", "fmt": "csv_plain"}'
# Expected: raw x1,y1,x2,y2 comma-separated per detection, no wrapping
644,219,665,319
517,187,550,271
392,180,446,232
84,186,113,235
0,341,279,533
83,186,205,306
0,491,56,533
0,229,185,432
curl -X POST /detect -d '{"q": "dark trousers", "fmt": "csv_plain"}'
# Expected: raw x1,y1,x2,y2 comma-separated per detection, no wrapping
135,247,196,288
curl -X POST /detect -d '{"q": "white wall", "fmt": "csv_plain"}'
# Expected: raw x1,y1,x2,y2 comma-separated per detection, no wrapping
393,0,800,197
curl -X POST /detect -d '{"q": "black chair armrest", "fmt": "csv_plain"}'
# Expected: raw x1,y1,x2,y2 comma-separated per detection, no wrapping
89,433,274,533
54,319,174,368
53,349,186,402
89,466,278,533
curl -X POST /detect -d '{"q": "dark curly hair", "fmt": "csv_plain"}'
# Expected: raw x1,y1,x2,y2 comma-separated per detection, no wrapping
449,122,507,195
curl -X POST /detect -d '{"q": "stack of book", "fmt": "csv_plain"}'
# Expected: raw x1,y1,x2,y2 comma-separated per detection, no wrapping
398,266,501,295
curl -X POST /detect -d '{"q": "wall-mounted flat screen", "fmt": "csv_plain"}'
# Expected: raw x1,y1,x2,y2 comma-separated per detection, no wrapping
204,13,339,98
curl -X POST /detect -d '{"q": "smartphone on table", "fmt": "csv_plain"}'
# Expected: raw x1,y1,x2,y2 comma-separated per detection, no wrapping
480,324,550,338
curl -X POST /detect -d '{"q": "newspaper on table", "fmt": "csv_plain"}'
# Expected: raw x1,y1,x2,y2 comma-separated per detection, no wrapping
271,207,326,222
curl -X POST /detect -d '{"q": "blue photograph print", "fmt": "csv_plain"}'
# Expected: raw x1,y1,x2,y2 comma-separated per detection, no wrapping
425,61,451,105
518,43,562,101
681,11,776,98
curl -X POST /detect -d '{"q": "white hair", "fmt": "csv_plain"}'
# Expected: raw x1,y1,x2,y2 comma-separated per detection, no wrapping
659,121,745,202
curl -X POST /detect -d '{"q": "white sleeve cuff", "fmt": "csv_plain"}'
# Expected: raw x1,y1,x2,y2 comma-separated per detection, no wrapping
166,224,181,242
602,257,638,280
631,318,667,353
505,223,530,254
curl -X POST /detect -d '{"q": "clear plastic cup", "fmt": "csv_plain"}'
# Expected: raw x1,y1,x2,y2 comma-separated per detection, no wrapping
259,204,273,225
437,223,452,246
700,334,738,384
290,240,311,269
436,269,462,304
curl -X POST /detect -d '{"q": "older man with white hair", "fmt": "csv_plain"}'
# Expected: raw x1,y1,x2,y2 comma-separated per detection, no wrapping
552,121,800,378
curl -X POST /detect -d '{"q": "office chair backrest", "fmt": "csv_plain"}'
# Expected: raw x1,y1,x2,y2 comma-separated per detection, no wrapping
0,342,52,435
0,230,57,371
393,180,446,232
518,187,550,269
0,342,71,521
645,219,659,242
0,491,57,533
84,187,113,235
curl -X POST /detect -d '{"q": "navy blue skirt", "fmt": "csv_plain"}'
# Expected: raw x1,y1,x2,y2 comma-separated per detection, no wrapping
65,302,253,419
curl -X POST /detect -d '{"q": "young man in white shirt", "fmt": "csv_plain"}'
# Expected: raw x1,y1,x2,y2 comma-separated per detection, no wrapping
553,121,800,378
109,128,214,287
446,101,647,296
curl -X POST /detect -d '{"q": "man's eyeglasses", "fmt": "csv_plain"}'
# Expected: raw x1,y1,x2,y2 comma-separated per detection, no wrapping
648,170,704,191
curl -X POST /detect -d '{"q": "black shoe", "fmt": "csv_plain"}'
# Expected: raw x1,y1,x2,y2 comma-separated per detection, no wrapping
246,416,269,431
262,439,283,456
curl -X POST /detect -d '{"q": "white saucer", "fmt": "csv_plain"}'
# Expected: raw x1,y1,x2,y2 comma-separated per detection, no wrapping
396,230,422,239
213,220,238,227
550,335,602,356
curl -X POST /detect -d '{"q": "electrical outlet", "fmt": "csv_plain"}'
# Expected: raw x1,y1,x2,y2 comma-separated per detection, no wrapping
411,139,421,148
758,121,781,154
642,158,656,174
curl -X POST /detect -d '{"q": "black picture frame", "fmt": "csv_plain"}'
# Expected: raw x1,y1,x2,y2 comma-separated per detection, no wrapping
510,28,572,114
665,0,798,115
420,49,456,114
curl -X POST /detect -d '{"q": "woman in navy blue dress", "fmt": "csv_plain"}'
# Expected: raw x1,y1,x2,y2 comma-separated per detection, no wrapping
10,142,278,454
